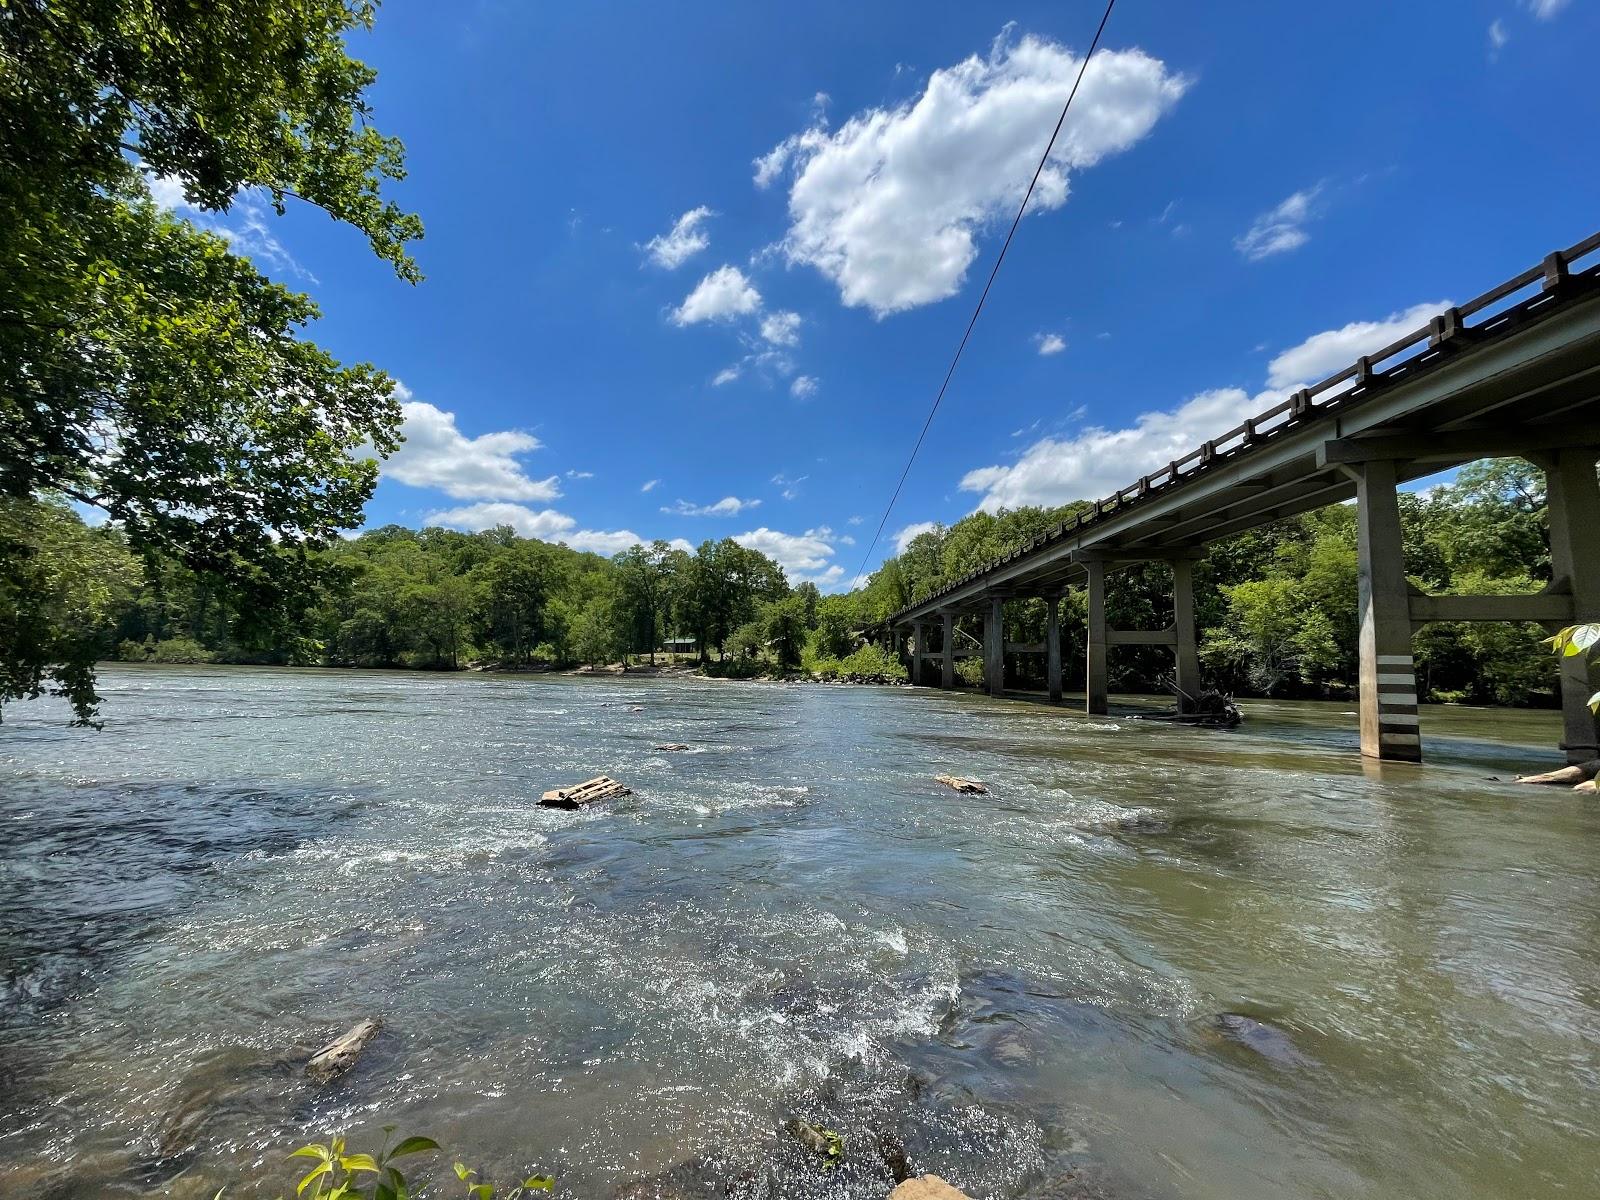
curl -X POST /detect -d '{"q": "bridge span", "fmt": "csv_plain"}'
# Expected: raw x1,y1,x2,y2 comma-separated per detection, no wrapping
881,232,1600,764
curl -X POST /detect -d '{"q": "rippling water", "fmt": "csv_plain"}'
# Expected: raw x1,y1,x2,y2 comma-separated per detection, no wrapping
2,665,1597,1199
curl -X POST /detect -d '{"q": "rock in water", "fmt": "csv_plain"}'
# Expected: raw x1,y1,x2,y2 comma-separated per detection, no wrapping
934,774,988,795
890,1175,972,1200
1515,758,1600,786
654,743,691,752
1212,1012,1309,1066
306,1017,381,1082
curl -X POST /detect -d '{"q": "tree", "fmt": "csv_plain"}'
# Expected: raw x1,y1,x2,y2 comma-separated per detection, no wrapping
763,595,809,671
2,0,422,722
615,541,680,664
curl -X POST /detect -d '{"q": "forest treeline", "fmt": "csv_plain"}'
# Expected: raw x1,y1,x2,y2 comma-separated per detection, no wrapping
4,456,1572,710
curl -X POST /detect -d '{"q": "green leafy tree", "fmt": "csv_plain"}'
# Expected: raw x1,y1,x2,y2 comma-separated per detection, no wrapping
2,0,422,721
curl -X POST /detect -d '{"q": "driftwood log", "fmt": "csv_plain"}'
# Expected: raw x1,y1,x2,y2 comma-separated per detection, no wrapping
935,774,988,795
540,775,631,809
1515,759,1600,787
307,1017,381,1083
654,743,690,752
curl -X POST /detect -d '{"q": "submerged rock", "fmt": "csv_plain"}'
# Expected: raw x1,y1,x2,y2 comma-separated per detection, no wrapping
1209,1012,1310,1066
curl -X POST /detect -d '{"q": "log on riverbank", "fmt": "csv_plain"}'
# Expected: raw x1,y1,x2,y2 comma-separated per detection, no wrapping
1515,758,1600,787
541,775,631,808
306,1017,381,1082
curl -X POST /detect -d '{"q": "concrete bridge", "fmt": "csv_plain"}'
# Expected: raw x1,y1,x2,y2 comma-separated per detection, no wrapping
881,232,1600,764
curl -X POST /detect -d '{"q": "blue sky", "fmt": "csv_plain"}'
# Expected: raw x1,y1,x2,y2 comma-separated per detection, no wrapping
161,1,1600,589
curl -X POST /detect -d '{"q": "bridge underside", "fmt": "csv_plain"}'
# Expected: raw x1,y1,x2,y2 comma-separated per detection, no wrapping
886,238,1600,765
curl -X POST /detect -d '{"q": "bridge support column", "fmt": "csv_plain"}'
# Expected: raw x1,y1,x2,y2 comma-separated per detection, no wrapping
941,610,955,689
1351,459,1421,762
1171,559,1201,711
1543,446,1600,762
1086,560,1108,715
1046,594,1063,703
911,620,926,686
985,597,1005,697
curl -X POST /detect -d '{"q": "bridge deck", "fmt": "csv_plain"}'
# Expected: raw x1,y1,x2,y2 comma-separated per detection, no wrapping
887,232,1600,623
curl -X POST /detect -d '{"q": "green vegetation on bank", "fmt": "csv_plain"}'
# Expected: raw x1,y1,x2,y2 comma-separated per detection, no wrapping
3,456,1583,723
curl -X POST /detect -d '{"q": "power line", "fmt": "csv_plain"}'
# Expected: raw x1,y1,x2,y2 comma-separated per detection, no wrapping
850,0,1120,589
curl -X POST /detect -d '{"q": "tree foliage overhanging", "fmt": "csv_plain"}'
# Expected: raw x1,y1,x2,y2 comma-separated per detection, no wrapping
1,0,423,721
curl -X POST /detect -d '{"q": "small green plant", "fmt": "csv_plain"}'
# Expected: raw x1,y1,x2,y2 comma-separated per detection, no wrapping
1547,623,1600,712
211,1129,555,1200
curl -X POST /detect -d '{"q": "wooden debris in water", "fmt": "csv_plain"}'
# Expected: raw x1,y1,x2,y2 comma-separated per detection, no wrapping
306,1017,381,1082
654,743,690,752
1515,758,1600,787
540,775,631,809
784,1118,844,1167
934,773,988,795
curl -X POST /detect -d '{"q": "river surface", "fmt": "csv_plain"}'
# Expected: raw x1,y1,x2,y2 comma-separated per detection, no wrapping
1,665,1597,1199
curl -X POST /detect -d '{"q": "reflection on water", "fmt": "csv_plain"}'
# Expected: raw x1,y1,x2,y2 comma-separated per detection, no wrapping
1,665,1597,1199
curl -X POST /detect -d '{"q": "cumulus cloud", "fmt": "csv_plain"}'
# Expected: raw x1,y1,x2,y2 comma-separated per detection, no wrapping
378,393,561,502
760,310,803,346
1265,300,1447,389
894,520,940,551
1235,186,1323,261
424,502,689,557
1034,332,1066,356
643,205,715,269
662,496,762,517
960,297,1453,511
672,265,762,325
790,375,819,399
735,526,843,586
754,29,1186,316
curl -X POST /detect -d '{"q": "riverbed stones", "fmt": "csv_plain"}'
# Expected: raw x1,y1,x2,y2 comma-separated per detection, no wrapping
889,1175,971,1200
306,1017,381,1082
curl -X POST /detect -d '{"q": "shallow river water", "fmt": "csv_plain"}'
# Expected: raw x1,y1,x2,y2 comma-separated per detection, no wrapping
1,665,1598,1199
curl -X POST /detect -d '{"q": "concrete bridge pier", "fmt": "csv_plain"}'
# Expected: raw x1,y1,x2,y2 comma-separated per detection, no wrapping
1541,446,1600,761
911,619,927,686
1349,458,1423,762
984,596,1005,697
1085,560,1109,714
1170,558,1202,710
1046,594,1063,702
941,610,956,689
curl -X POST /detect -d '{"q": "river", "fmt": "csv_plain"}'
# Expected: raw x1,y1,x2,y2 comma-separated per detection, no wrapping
1,664,1597,1199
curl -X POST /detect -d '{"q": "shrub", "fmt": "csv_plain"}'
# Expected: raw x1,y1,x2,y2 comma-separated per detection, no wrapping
147,637,214,664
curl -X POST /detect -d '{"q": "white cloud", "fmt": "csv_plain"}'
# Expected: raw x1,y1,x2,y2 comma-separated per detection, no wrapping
1265,300,1447,389
960,297,1453,511
566,469,594,480
895,520,940,551
1034,332,1067,356
1489,19,1510,56
425,502,575,540
147,174,188,209
790,375,819,399
734,527,840,582
712,365,742,386
847,514,864,525
671,265,762,325
1235,186,1323,261
760,310,803,346
662,496,762,517
960,387,1262,511
772,472,810,499
641,478,661,493
379,393,561,502
424,502,689,557
1526,0,1570,17
755,29,1187,316
643,206,715,269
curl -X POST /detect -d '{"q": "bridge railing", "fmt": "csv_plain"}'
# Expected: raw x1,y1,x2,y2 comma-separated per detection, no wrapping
887,230,1600,624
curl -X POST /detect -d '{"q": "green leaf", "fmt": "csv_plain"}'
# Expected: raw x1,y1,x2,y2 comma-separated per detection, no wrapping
523,1176,555,1192
389,1136,440,1159
297,1161,333,1196
290,1144,331,1161
340,1153,380,1173
454,1163,474,1181
1588,689,1599,713
471,1184,493,1200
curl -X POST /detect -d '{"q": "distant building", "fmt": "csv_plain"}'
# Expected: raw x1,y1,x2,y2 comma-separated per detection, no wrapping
662,636,697,655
